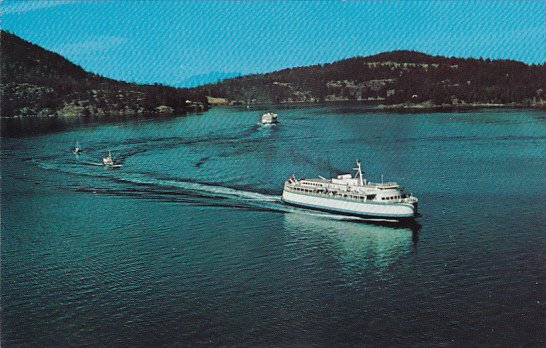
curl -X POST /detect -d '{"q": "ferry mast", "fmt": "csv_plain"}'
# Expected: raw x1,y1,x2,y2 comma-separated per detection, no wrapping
354,160,365,186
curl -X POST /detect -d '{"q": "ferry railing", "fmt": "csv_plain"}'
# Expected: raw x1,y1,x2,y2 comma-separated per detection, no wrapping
287,184,418,204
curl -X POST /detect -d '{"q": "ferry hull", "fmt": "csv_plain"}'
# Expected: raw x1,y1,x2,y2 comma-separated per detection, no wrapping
282,190,416,219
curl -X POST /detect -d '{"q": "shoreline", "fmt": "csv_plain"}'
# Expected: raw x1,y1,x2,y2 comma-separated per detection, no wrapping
2,102,543,137
218,99,546,112
2,101,543,121
376,102,546,112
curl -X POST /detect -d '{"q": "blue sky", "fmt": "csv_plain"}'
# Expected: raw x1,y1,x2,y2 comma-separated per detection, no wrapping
2,1,545,86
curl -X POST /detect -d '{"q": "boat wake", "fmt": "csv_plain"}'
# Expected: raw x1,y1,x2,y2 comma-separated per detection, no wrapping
33,155,391,223
103,174,405,224
30,134,413,226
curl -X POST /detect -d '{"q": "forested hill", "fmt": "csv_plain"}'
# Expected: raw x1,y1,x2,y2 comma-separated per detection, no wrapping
0,31,208,118
194,50,546,108
2,30,544,119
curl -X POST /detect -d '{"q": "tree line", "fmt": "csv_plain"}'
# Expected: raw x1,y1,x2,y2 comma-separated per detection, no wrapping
193,50,546,107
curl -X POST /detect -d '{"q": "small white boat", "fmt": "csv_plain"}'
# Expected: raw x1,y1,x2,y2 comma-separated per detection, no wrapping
73,141,82,154
261,112,278,124
102,151,122,168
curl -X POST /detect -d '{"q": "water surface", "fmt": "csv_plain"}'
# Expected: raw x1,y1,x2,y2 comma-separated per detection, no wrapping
2,106,545,346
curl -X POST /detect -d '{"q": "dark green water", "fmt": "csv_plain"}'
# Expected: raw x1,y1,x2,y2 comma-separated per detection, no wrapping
2,105,545,346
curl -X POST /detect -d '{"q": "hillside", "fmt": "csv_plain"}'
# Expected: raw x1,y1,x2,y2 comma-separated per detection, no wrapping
2,30,545,120
194,50,546,108
0,31,208,118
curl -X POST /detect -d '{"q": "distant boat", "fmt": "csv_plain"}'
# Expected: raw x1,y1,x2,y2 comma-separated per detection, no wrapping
102,150,122,168
261,112,278,124
73,141,82,154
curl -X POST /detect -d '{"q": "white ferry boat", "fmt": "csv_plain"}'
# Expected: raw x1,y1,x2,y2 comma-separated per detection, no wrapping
261,112,278,124
282,160,418,219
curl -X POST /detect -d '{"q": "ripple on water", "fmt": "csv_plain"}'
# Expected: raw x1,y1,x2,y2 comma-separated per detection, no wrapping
2,107,546,346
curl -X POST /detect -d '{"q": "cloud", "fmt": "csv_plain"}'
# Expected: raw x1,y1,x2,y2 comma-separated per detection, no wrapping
1,0,75,15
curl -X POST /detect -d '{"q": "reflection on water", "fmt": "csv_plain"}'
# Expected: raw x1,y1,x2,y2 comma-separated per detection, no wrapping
283,213,419,276
1,113,192,137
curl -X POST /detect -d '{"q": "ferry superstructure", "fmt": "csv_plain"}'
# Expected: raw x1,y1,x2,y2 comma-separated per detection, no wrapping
281,160,418,219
